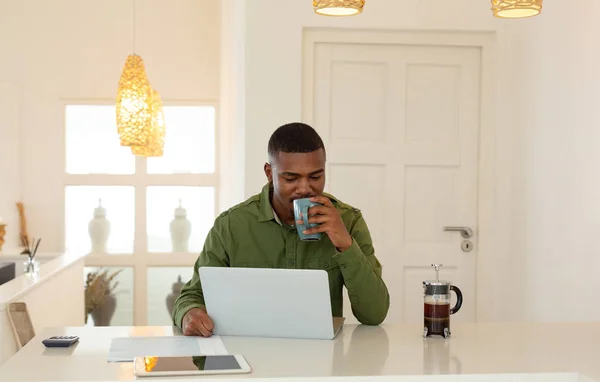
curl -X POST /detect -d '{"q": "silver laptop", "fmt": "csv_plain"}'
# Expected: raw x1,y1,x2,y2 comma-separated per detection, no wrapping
199,267,345,340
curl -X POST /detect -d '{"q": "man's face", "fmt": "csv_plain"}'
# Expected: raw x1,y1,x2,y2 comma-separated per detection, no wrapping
264,149,326,214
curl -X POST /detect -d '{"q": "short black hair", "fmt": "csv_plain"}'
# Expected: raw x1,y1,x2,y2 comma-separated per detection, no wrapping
267,122,325,161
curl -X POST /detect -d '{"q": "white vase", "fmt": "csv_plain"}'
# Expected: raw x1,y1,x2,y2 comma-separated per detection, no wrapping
170,199,191,252
88,199,110,253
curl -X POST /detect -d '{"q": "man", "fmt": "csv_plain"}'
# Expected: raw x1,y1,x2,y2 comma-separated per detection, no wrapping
172,122,390,337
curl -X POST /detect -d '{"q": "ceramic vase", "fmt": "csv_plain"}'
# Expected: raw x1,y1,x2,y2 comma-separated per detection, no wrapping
88,199,110,253
169,199,191,252
91,293,117,326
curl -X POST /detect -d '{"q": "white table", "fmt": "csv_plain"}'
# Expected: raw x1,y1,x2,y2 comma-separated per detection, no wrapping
0,322,598,381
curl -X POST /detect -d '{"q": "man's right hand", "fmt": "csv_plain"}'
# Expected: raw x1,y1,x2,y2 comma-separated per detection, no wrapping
182,308,214,337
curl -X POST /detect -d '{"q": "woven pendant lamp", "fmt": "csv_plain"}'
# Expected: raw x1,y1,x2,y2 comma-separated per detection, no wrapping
491,0,542,18
116,54,154,147
313,0,365,16
131,89,166,157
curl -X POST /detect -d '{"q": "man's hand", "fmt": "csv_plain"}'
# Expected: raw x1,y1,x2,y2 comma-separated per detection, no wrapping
299,196,353,252
182,308,214,337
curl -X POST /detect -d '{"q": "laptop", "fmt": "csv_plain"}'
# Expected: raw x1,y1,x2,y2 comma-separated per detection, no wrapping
199,267,345,340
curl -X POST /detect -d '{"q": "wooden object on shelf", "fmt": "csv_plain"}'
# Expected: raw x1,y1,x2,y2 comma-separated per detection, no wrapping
0,223,5,252
16,202,30,248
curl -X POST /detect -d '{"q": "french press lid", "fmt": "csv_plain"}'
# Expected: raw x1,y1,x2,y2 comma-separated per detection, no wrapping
423,264,452,295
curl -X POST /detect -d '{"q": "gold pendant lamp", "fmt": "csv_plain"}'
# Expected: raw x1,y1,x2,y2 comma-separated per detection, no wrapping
491,0,543,18
313,0,365,16
116,54,154,147
116,0,165,156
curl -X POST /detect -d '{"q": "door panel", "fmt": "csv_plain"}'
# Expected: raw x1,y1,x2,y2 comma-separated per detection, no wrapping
311,41,481,324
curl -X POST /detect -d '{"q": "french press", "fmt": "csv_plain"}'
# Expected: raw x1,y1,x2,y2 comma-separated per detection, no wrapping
423,264,463,338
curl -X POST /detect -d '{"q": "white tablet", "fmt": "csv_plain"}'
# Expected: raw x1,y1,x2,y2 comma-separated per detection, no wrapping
133,354,251,377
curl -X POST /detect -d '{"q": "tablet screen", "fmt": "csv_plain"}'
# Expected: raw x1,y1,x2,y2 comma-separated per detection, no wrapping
144,355,242,372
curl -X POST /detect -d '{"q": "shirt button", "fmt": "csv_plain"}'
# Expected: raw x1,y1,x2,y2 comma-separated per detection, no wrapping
288,259,295,266
341,264,346,269
323,263,329,269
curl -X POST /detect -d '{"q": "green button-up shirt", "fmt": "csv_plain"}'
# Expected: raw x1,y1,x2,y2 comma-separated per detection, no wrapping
172,183,390,328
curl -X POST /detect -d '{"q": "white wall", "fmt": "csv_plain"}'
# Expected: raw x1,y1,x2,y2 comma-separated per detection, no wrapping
240,0,600,322
0,83,21,253
0,0,220,252
219,0,246,211
510,2,600,321
0,3,23,252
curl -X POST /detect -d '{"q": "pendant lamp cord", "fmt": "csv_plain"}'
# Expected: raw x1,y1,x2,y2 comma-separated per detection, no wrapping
132,0,136,54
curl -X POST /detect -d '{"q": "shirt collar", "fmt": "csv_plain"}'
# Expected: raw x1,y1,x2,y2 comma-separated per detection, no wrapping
258,183,276,222
272,208,283,225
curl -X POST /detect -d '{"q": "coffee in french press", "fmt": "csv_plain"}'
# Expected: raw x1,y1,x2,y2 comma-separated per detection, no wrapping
423,264,463,338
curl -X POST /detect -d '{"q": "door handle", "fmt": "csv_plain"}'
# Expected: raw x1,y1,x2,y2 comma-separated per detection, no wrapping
443,226,473,239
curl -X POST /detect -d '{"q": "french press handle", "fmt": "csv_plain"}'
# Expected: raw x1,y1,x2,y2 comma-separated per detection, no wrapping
449,285,463,315
430,264,463,315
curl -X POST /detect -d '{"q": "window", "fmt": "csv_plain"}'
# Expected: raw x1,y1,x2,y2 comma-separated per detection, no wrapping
65,105,135,175
147,106,215,174
146,186,215,253
65,102,217,326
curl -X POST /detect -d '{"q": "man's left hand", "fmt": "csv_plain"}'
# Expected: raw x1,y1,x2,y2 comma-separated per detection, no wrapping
299,196,353,252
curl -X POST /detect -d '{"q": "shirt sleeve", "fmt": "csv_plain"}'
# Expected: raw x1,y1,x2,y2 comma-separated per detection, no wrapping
172,220,230,329
333,211,390,325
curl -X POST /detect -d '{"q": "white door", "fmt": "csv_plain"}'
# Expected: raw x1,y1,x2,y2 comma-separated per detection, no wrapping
308,41,481,324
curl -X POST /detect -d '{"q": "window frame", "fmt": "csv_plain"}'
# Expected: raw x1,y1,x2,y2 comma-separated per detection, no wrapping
61,99,219,326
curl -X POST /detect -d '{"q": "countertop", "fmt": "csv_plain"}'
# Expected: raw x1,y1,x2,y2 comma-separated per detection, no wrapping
0,322,598,381
0,251,86,305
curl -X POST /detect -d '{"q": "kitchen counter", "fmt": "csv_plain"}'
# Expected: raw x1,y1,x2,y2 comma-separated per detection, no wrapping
0,251,87,365
0,322,598,381
0,251,84,303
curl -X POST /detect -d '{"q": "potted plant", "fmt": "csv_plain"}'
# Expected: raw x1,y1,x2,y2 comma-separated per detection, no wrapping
84,268,122,326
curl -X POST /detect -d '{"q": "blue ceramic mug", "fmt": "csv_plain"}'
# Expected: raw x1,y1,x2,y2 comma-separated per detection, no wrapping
293,198,322,241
